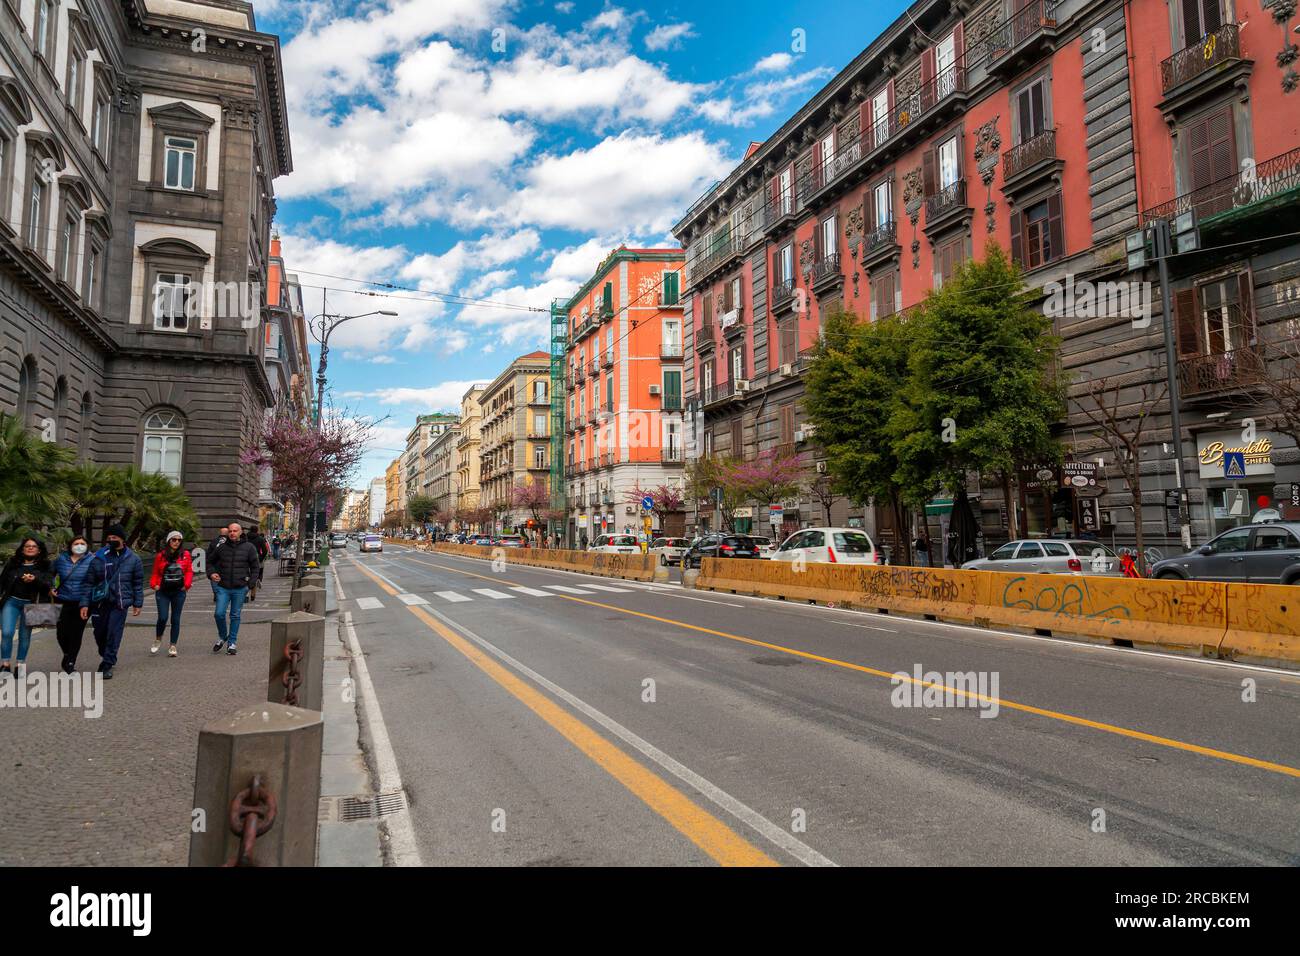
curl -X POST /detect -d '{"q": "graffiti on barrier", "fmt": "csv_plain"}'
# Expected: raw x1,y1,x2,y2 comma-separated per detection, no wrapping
857,568,962,604
1001,576,1132,626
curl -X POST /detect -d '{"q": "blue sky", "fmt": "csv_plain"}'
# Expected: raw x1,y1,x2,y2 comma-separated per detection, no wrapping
256,0,908,482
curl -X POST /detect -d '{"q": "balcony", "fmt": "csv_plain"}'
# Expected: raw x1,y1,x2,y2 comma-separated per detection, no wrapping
656,289,682,308
1139,147,1300,244
573,364,586,384
602,351,614,369
600,452,615,468
528,393,551,407
588,359,599,377
860,219,901,271
924,179,969,236
587,407,600,425
1161,23,1241,96
770,281,796,315
695,323,717,353
1179,344,1267,399
572,316,596,341
526,429,548,441
809,254,842,296
702,379,738,407
688,234,744,289
979,0,1059,77
1002,128,1057,183
720,306,745,340
660,342,684,361
661,447,684,464
661,393,683,411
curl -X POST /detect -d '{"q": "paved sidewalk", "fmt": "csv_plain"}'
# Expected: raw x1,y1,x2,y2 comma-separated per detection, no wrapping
0,567,294,866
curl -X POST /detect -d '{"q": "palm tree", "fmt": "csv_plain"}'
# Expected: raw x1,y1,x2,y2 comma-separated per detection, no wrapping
64,463,124,542
112,467,200,548
0,412,74,545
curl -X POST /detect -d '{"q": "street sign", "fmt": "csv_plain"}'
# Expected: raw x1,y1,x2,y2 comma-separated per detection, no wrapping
769,504,784,526
1291,482,1300,508
641,495,654,511
1223,451,1247,479
1225,488,1248,517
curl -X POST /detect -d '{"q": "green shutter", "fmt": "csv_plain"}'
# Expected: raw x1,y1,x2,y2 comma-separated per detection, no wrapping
602,281,613,316
664,371,681,406
663,271,679,305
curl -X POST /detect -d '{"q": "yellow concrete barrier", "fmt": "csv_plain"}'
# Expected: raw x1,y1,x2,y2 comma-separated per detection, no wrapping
429,543,655,582
1221,583,1300,665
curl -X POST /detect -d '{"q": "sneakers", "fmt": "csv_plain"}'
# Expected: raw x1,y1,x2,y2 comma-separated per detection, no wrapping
102,667,113,680
226,644,238,656
168,645,178,658
150,638,162,655
212,640,225,654
14,662,25,679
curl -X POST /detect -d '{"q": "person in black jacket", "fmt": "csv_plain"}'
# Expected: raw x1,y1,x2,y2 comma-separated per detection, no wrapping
209,521,261,656
1,537,54,678
91,525,144,679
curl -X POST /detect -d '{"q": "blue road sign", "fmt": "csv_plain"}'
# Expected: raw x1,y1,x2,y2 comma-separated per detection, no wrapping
1223,451,1247,479
641,495,655,511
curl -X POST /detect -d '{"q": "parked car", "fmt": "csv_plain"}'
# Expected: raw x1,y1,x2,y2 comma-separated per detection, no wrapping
588,534,641,554
329,533,347,549
771,528,878,565
961,539,1120,575
648,537,690,566
469,535,493,546
1150,522,1300,584
496,534,527,548
682,534,764,569
748,535,776,558
359,534,384,554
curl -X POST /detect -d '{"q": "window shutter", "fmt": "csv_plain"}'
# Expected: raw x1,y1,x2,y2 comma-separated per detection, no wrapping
1046,192,1064,263
922,147,938,196
1207,107,1236,184
859,99,873,149
954,21,965,76
1030,81,1045,138
770,176,780,209
865,187,876,233
1180,0,1202,46
811,140,822,184
1174,287,1202,356
1010,210,1024,265
1187,115,1213,190
957,131,966,178
780,405,794,444
921,48,936,107
1237,271,1255,343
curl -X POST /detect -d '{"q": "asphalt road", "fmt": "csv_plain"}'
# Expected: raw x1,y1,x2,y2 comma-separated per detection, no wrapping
332,542,1300,867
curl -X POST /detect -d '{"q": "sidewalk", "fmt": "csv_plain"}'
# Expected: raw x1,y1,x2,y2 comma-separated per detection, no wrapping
0,567,293,866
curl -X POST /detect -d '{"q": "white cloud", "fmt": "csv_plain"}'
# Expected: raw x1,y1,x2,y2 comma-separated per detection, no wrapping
342,352,398,364
360,382,488,411
753,52,794,73
698,66,835,128
645,22,695,51
554,1,574,11
400,229,541,294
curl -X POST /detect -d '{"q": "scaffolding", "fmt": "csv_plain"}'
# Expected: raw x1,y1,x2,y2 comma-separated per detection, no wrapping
549,298,568,544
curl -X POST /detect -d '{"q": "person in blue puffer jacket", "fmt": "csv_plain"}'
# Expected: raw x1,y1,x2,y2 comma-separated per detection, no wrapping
52,534,106,674
89,524,143,679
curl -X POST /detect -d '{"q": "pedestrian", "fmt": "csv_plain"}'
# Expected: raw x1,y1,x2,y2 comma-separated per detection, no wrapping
206,525,230,597
914,529,931,568
245,527,268,602
0,537,54,678
52,534,105,673
149,531,193,657
209,521,261,656
89,525,144,679
271,534,281,560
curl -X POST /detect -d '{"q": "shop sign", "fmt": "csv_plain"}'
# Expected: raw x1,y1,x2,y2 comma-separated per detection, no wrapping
1197,431,1274,478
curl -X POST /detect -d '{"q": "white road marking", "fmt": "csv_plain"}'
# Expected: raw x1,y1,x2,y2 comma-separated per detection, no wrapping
354,596,384,610
580,584,631,593
509,586,555,597
472,588,516,600
545,585,597,594
434,590,473,603
425,605,837,868
397,593,429,606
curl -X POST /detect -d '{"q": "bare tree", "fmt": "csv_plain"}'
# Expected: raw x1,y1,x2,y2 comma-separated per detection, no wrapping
1077,377,1168,574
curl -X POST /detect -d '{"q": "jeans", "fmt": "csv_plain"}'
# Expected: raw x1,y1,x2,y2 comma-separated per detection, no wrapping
155,589,187,644
92,604,129,668
56,601,90,669
1,597,33,662
915,552,930,567
213,586,248,645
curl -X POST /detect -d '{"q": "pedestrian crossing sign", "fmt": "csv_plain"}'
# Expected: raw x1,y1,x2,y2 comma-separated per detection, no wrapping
1223,451,1246,479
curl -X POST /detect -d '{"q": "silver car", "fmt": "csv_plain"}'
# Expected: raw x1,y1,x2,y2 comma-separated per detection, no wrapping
961,539,1120,575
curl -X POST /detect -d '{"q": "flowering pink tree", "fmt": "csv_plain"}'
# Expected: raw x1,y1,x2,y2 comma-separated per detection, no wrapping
624,482,686,525
242,408,376,569
510,479,550,534
726,449,806,512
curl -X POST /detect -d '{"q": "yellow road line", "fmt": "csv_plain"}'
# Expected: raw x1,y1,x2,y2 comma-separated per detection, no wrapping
348,559,776,867
398,551,1300,781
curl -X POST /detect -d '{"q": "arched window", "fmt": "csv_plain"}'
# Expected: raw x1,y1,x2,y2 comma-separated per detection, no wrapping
51,376,67,442
141,409,184,484
16,356,38,427
78,392,93,457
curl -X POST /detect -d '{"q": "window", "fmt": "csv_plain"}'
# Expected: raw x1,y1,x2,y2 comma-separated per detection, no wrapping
819,214,837,260
663,370,681,408
870,88,890,146
92,88,111,156
1179,0,1222,48
1174,273,1253,359
164,136,198,190
662,270,680,305
51,376,67,443
1184,106,1236,194
989,542,1018,560
1015,77,1048,144
532,412,547,435
78,392,92,457
67,46,85,115
533,380,547,403
1208,527,1251,554
1011,194,1064,269
730,346,744,382
663,318,681,350
872,180,892,229
142,410,184,484
935,32,957,96
58,209,78,283
779,404,795,445
730,419,743,456
872,269,897,320
34,0,56,62
937,236,966,287
778,167,792,214
702,360,714,394
938,137,960,189
778,243,794,283
1253,528,1299,551
605,374,613,410
1015,543,1044,559
534,446,546,469
16,356,38,427
819,129,836,175
27,173,47,251
152,273,193,330
0,133,11,224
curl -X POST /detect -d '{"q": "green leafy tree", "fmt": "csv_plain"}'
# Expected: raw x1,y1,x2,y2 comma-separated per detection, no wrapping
0,412,74,546
406,494,437,526
683,454,746,531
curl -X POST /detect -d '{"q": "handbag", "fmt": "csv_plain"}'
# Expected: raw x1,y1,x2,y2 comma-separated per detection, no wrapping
23,595,60,629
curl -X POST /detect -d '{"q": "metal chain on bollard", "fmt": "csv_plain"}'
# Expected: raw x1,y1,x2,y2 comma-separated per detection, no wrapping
281,639,304,707
224,775,278,867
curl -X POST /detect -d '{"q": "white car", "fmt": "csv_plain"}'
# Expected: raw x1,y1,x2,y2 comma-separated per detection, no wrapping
748,535,776,558
359,534,384,554
648,537,690,566
772,527,878,565
588,534,641,554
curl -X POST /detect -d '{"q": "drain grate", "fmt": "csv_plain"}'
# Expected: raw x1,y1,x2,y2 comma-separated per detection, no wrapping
319,789,407,822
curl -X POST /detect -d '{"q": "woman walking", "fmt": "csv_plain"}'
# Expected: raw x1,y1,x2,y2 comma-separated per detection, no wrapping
0,537,54,678
149,531,193,657
52,535,104,673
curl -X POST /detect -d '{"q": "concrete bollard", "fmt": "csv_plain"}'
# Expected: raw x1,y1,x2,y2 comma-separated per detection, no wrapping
653,561,671,583
291,585,325,616
682,568,700,589
300,571,325,589
267,612,326,711
189,704,323,866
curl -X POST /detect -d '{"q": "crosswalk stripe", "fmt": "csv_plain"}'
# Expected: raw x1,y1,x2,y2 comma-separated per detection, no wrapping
397,593,429,605
509,586,555,597
472,588,516,600
545,585,596,594
434,591,473,603
355,596,384,610
580,584,631,593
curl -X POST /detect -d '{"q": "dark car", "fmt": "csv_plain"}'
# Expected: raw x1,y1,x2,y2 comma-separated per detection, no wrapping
1151,521,1300,585
682,534,763,569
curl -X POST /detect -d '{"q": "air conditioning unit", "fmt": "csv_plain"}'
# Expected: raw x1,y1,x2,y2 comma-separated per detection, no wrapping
625,506,636,515
780,363,794,377
815,460,827,474
648,384,661,395
734,379,751,393
802,423,817,437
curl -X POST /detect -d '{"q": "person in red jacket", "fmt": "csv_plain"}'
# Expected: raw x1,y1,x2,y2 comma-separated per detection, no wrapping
149,531,194,657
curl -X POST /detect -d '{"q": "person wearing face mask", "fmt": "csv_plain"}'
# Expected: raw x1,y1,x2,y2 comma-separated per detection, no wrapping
149,531,193,657
0,537,54,678
51,535,106,674
89,524,144,679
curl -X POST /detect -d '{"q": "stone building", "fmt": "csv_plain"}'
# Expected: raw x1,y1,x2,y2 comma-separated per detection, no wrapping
479,352,551,532
456,384,484,520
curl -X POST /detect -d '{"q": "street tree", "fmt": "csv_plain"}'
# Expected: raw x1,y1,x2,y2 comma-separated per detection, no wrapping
511,479,550,531
406,494,436,527
0,412,73,546
683,454,745,531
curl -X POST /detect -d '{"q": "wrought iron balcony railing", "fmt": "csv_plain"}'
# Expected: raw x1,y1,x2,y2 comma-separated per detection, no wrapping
661,394,683,411
702,380,736,406
1161,23,1241,94
1003,128,1056,180
1139,146,1300,227
770,281,796,313
694,324,717,351
810,253,841,287
865,219,898,251
980,0,1058,66
660,342,683,360
661,447,684,464
1179,343,1267,397
925,179,967,221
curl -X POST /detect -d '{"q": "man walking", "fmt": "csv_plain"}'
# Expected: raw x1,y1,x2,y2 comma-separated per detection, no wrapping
209,521,261,656
90,525,143,679
206,525,229,598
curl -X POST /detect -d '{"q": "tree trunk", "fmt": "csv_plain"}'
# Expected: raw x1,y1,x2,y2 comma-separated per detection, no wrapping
1131,468,1146,576
1000,469,1015,541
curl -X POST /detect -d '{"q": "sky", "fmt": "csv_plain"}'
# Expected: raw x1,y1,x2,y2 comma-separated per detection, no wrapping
254,0,909,484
